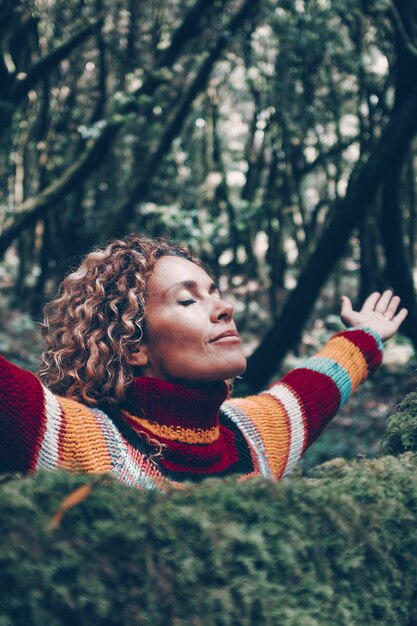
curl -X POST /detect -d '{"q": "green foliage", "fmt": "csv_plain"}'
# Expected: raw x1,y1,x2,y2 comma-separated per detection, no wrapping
2,455,417,625
382,391,417,455
0,0,404,309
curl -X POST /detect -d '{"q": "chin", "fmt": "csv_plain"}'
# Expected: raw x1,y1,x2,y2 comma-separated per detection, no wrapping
173,356,247,385
221,359,247,381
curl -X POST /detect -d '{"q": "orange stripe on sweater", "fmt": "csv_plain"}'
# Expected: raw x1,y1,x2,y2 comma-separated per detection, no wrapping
125,412,220,444
230,395,291,478
317,336,368,389
58,397,112,473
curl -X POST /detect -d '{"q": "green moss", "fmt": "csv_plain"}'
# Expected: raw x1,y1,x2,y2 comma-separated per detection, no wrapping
382,391,417,455
1,457,417,625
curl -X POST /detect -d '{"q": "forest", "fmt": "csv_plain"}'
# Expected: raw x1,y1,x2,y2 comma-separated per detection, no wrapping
1,0,417,460
3,2,417,623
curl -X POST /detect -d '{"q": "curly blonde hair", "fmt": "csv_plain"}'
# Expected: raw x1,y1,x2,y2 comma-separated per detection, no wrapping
40,235,198,406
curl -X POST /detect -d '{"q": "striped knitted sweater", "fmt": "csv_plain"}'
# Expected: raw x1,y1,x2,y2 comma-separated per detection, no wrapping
0,327,383,490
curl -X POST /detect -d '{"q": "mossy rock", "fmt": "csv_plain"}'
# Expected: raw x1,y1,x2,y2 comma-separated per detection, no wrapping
382,391,417,455
1,455,417,626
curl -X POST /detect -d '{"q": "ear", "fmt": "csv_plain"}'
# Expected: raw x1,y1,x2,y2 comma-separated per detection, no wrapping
127,345,150,368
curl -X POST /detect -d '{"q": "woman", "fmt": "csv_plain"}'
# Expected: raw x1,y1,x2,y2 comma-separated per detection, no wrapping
0,235,407,489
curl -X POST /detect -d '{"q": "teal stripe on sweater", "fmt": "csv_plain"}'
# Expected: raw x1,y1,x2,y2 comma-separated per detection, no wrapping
301,357,352,408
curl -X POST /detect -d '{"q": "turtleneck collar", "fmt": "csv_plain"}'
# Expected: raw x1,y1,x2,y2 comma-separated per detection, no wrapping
122,376,229,444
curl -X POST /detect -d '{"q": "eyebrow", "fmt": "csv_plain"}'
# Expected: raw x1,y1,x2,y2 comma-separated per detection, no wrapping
165,280,219,295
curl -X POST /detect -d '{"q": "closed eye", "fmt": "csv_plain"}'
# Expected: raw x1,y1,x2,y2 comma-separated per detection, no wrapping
178,299,196,306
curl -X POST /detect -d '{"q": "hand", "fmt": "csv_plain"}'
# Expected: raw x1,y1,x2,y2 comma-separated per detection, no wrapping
340,290,408,341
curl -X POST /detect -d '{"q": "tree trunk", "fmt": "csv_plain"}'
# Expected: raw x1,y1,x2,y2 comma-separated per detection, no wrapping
381,158,417,343
358,205,382,305
380,0,417,345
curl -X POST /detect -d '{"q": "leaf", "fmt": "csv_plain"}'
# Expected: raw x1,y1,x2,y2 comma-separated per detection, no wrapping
49,483,93,530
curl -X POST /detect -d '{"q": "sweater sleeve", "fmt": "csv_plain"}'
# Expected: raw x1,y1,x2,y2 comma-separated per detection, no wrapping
0,356,116,475
0,355,48,472
221,327,384,480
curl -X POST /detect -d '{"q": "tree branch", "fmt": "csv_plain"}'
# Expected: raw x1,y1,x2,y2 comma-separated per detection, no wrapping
300,134,362,176
105,0,263,235
157,0,229,68
10,18,103,103
129,0,231,100
0,117,122,259
0,0,259,256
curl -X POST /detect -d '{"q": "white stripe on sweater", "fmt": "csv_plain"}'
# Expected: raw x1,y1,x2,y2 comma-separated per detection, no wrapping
263,383,306,477
35,386,63,470
221,403,274,478
92,409,159,490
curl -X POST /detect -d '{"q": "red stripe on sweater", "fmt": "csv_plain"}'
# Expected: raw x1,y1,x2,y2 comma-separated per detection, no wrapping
0,357,46,472
335,329,382,374
281,368,341,449
135,422,240,476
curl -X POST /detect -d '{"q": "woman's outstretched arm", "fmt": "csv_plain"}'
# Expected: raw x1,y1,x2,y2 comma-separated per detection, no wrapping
222,291,407,479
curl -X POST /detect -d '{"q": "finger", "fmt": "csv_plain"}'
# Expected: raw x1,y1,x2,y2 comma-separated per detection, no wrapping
391,307,408,329
384,295,401,320
340,296,354,326
374,289,393,313
360,291,381,312
340,296,357,326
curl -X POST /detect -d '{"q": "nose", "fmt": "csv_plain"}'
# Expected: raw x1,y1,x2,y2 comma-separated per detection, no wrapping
211,297,233,323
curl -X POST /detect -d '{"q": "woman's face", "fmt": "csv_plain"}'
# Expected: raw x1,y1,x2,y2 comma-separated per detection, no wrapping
130,255,247,383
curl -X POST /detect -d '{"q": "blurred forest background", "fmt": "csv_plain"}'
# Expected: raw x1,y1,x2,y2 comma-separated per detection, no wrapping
1,0,417,468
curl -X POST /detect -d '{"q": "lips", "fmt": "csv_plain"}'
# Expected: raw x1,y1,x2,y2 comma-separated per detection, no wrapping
209,330,240,343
